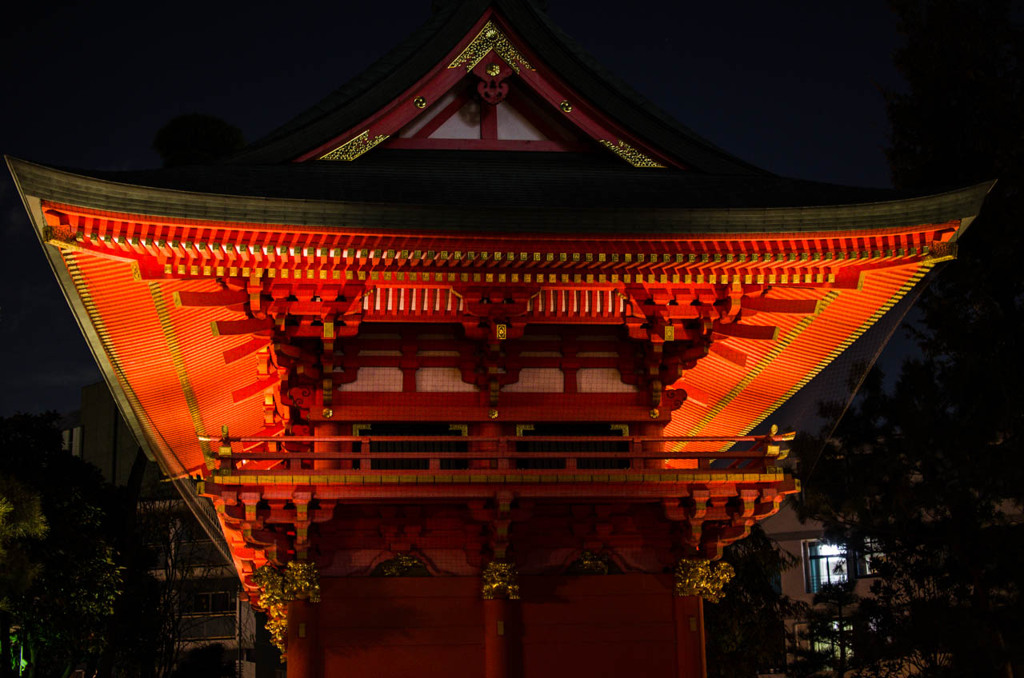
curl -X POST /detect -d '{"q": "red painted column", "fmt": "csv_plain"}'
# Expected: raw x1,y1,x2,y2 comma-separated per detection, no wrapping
640,421,667,469
673,594,707,678
482,561,519,678
314,422,341,469
287,599,320,678
483,597,509,678
475,421,503,470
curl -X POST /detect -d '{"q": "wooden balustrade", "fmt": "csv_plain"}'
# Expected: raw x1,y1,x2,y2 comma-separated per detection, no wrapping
199,432,792,478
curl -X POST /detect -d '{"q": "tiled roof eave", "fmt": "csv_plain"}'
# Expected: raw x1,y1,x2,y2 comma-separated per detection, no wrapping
9,157,994,236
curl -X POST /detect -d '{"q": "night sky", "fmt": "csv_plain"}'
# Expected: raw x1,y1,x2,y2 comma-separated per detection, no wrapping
0,0,904,417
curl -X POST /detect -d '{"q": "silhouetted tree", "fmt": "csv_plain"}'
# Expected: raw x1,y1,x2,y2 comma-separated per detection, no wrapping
152,114,245,167
0,414,122,678
705,525,801,677
795,3,1024,675
789,582,860,678
0,476,46,678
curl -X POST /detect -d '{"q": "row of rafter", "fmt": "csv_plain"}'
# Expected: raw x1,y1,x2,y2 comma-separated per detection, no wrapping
42,205,958,266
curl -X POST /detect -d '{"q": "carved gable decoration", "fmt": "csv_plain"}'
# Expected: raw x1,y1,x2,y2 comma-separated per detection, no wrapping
304,13,673,168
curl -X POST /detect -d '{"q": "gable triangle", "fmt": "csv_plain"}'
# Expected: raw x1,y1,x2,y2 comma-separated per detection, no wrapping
307,14,672,168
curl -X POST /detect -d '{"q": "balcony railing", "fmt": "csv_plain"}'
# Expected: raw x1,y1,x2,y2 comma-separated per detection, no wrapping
199,431,793,480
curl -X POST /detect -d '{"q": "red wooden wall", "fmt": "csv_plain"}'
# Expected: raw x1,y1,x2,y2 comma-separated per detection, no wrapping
300,574,701,678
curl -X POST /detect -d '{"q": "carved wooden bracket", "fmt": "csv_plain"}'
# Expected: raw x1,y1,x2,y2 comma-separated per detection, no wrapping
473,59,513,104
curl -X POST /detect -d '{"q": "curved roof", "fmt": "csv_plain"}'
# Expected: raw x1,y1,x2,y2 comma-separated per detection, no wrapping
7,157,992,237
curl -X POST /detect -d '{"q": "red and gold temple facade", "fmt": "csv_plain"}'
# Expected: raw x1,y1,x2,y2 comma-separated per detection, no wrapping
9,1,990,675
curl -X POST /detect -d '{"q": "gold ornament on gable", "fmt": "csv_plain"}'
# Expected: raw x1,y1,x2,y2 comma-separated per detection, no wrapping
448,20,535,74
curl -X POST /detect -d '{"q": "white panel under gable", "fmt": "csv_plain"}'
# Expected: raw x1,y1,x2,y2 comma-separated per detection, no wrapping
430,100,481,139
496,102,547,141
399,90,458,138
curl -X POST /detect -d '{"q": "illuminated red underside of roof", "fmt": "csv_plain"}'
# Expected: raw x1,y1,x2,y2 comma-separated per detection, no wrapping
43,201,958,477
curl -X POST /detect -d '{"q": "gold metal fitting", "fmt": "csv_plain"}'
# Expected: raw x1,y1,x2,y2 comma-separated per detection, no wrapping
560,100,573,113
413,96,427,109
673,559,734,602
649,408,660,419
488,409,499,419
486,63,501,76
485,28,499,40
322,408,334,419
482,561,520,600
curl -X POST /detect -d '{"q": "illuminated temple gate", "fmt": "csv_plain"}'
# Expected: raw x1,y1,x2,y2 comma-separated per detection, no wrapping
8,1,988,676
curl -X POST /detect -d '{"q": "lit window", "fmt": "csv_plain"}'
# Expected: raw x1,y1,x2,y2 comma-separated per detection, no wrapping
813,619,853,659
804,540,847,593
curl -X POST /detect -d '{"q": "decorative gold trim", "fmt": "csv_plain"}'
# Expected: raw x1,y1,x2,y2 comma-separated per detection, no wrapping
673,559,734,602
448,20,534,74
320,130,390,161
449,424,469,436
572,550,610,575
45,227,88,253
353,423,372,436
379,553,427,577
609,424,629,437
208,469,790,486
482,561,520,600
598,139,665,168
515,424,535,437
925,241,957,263
150,281,213,464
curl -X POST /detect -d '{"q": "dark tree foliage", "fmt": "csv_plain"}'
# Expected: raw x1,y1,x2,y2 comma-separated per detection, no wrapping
152,114,245,167
0,475,46,678
795,1,1024,676
0,414,122,678
789,582,861,678
167,644,234,678
705,525,800,678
